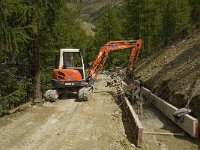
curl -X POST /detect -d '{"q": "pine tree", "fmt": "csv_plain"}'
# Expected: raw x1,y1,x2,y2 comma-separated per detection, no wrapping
124,0,140,39
92,5,125,68
174,0,191,38
94,5,122,47
137,0,159,54
123,0,163,55
0,0,33,113
0,0,32,60
162,0,176,44
190,0,200,23
0,0,91,113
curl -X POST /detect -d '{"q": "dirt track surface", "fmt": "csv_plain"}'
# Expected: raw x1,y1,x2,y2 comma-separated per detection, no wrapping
0,74,200,150
0,74,132,150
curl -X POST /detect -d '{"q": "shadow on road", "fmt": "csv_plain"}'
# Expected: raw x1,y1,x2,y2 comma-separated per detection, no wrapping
59,92,78,100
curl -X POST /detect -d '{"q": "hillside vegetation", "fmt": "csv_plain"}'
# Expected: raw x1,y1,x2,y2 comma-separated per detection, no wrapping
84,0,200,67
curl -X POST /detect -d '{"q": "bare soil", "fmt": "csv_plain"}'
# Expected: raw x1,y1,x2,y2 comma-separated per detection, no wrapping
0,74,199,150
134,33,200,131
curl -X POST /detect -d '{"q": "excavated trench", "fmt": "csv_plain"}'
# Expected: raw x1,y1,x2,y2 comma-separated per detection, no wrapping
112,84,200,149
107,71,200,149
144,80,200,134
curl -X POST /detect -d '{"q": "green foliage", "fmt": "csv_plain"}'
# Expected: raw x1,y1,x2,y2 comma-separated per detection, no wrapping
190,0,200,23
0,0,32,53
124,0,163,54
0,80,27,116
162,0,191,42
123,0,140,39
94,5,122,47
38,0,90,68
91,5,130,68
122,0,193,54
175,0,191,30
90,0,196,69
162,0,177,44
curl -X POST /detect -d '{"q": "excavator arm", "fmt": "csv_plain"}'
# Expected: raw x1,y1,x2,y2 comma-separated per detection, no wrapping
88,39,142,81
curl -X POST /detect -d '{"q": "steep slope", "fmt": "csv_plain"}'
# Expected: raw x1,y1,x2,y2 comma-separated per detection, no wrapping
79,0,123,21
134,32,200,126
68,0,123,36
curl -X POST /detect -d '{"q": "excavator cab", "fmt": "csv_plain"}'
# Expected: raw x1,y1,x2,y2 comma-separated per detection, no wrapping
52,49,86,90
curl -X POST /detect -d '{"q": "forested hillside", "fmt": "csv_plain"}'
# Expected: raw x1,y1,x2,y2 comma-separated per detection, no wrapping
83,0,200,63
0,0,200,115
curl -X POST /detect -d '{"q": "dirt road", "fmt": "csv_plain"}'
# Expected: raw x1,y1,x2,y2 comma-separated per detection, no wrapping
0,74,199,150
0,74,132,150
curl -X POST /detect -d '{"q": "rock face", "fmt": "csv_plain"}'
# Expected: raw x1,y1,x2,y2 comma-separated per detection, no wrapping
134,33,200,126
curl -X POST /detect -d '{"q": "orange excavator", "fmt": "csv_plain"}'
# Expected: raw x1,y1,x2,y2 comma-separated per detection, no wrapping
87,39,142,83
44,39,142,101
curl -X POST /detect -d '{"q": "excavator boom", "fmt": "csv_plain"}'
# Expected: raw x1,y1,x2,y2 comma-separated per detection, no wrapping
88,39,142,81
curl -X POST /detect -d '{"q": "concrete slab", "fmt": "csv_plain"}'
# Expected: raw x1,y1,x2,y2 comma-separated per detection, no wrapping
142,87,199,138
122,96,143,147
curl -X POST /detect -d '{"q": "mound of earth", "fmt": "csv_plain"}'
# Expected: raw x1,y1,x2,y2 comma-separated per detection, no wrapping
134,32,200,127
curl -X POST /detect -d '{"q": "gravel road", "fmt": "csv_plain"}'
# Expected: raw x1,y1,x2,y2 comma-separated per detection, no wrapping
0,74,132,150
0,74,199,150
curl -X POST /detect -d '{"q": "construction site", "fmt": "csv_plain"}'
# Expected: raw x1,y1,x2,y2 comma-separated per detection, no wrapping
0,32,200,150
1,1,200,150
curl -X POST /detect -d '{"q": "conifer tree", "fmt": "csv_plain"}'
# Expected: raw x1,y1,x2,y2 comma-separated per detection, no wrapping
93,5,125,67
174,0,191,36
0,0,90,113
124,0,140,39
94,5,122,48
190,0,200,23
162,0,176,44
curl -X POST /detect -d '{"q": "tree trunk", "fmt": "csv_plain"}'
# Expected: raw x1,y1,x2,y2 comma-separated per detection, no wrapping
32,1,42,103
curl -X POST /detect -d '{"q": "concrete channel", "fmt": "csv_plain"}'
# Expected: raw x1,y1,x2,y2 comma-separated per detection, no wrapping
142,87,199,138
117,82,199,147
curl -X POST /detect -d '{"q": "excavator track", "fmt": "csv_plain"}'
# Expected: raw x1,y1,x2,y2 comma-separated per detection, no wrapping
78,86,93,101
44,86,93,102
44,90,59,102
